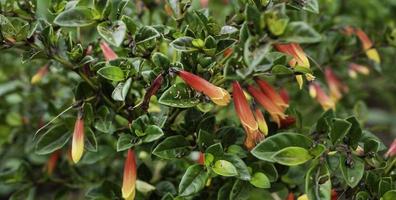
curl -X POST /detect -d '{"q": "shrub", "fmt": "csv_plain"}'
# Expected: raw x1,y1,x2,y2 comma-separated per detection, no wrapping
1,0,396,199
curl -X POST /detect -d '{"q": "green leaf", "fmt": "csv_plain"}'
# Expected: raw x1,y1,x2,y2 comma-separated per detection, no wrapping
294,65,313,74
152,52,171,69
229,180,252,200
330,118,352,145
305,163,331,200
288,0,319,14
178,164,209,196
170,37,198,52
54,7,99,27
251,132,313,162
250,172,270,189
345,116,363,148
111,78,132,101
382,190,396,200
97,65,125,81
153,135,190,159
339,155,365,188
135,26,160,44
158,83,200,108
85,128,98,152
197,129,215,151
283,21,321,43
121,15,137,35
35,125,71,155
217,154,251,180
271,146,312,166
142,125,164,143
212,160,238,177
97,20,126,47
271,64,293,75
116,133,141,152
265,3,289,36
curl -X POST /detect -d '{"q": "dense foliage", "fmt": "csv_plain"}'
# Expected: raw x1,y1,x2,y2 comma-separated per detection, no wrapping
1,0,396,199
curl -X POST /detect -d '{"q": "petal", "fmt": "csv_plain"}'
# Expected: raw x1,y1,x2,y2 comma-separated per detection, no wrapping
122,149,137,199
179,70,230,106
71,118,84,164
366,48,381,64
255,79,288,110
100,41,118,61
232,82,258,131
254,108,268,136
296,75,304,90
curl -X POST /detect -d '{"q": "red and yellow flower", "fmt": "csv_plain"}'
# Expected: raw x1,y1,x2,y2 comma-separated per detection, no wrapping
309,82,335,111
31,64,49,84
232,81,264,150
324,68,348,102
247,85,286,127
71,113,85,164
178,70,231,106
354,28,381,64
274,43,314,89
348,63,370,79
100,41,118,61
122,149,137,200
255,79,289,110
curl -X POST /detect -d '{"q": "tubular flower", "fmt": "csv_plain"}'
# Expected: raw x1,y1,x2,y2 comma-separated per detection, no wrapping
354,28,381,64
385,139,396,158
46,150,60,175
255,79,289,110
232,82,263,150
254,107,268,136
274,43,314,89
287,193,295,200
71,113,85,164
122,149,137,200
331,189,338,200
309,82,335,111
279,88,290,104
348,63,370,79
325,68,348,102
197,152,205,165
31,64,49,84
100,41,118,61
247,85,286,127
178,70,231,106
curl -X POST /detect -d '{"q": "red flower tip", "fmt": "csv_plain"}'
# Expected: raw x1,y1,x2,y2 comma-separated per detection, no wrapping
46,150,60,175
122,149,137,199
280,116,296,129
385,139,396,158
354,28,373,50
325,67,348,102
100,41,118,61
223,48,233,57
287,192,295,200
197,152,205,165
178,70,230,106
348,63,370,79
331,189,338,200
279,88,289,104
71,114,84,164
255,79,289,111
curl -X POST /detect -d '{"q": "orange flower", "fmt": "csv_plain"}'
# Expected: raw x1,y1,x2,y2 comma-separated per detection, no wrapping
348,63,370,79
71,113,84,164
309,82,335,111
100,41,118,61
274,43,314,89
325,68,348,102
385,139,396,158
122,149,137,200
223,48,233,57
31,64,49,84
178,70,230,106
232,82,263,150
247,85,286,127
255,79,288,111
46,150,60,175
354,28,381,64
279,88,289,104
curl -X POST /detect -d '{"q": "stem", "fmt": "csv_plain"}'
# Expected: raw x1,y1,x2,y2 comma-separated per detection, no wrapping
385,158,396,175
